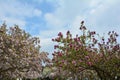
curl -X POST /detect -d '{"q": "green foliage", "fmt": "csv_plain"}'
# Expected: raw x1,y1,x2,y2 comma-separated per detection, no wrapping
1,21,120,80
52,21,120,80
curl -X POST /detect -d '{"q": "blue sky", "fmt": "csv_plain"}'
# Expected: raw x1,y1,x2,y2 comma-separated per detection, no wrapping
0,0,120,58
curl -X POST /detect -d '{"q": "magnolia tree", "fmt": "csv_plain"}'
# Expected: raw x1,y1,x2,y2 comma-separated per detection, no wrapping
0,23,50,79
52,21,120,80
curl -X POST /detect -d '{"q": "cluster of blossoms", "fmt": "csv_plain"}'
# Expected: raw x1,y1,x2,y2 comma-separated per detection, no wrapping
52,21,120,80
0,23,50,79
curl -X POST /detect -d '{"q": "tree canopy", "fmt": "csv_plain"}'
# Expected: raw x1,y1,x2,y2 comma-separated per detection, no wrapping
52,21,120,80
0,23,50,79
0,21,120,80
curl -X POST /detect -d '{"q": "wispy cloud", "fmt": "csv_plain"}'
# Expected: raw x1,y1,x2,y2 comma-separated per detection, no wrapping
0,0,120,56
0,0,42,27
39,0,120,54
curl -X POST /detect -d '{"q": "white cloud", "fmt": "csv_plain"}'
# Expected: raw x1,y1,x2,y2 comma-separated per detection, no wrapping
90,0,102,7
33,9,42,17
32,0,43,3
0,0,120,55
0,0,42,28
44,13,62,28
40,38,54,58
40,0,120,55
40,38,54,52
44,0,120,29
0,17,26,28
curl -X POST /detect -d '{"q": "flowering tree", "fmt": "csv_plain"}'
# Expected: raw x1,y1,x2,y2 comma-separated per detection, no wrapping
0,23,50,79
52,21,120,80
